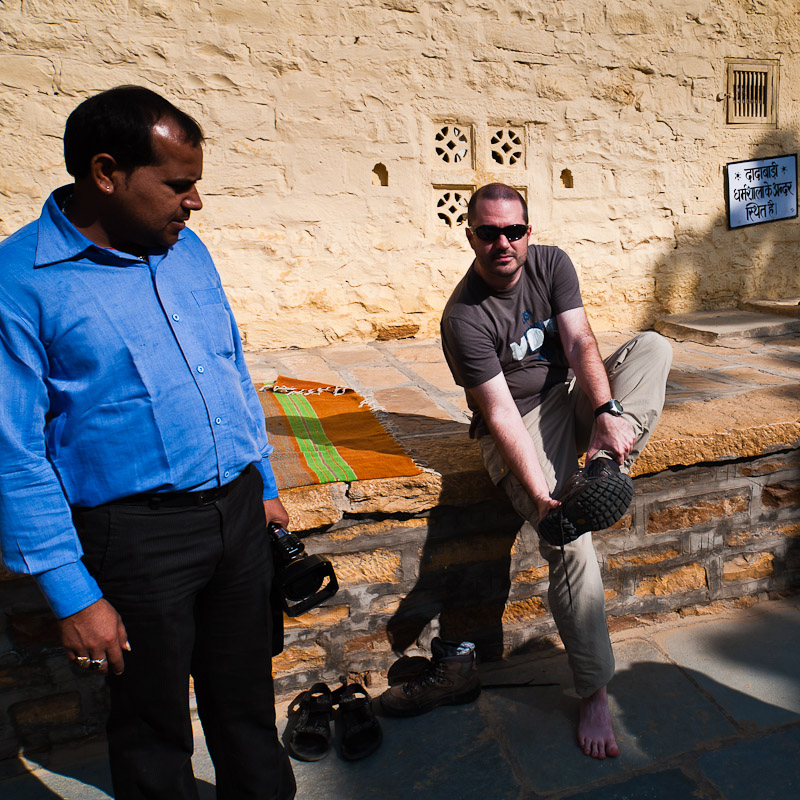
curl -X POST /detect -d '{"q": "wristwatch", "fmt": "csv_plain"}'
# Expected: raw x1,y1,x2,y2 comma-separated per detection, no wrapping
594,399,624,418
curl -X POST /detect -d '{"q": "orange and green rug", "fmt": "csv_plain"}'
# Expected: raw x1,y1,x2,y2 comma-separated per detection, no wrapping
258,376,422,490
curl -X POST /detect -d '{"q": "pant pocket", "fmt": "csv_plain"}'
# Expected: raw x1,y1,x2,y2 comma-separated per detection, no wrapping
72,506,113,581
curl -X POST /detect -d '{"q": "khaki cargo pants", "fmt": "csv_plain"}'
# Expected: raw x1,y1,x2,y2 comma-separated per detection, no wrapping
478,331,673,696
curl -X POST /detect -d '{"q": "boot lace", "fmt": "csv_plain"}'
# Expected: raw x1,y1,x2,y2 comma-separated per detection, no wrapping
403,660,448,696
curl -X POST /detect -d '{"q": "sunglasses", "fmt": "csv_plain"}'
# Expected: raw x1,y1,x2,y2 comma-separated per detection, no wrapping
468,224,529,242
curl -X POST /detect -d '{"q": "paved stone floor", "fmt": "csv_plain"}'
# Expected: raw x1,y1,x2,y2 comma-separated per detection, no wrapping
4,595,799,799
243,329,800,421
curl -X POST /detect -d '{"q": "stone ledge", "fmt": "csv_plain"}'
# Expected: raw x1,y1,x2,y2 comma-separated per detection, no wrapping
285,384,800,532
654,309,800,345
740,298,800,319
633,385,800,476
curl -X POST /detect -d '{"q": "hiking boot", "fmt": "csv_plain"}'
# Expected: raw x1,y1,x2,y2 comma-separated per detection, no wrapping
538,457,634,547
380,638,481,717
386,655,432,686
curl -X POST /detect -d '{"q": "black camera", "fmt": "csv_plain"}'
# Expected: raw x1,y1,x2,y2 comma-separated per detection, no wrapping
267,522,339,617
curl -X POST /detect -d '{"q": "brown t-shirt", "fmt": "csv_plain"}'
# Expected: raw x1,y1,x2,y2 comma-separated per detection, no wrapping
440,245,583,438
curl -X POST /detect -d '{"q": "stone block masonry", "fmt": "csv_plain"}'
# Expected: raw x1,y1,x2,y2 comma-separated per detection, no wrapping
274,448,800,698
3,445,796,770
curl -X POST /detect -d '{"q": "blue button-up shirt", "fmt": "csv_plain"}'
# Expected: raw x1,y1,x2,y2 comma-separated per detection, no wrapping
0,187,278,618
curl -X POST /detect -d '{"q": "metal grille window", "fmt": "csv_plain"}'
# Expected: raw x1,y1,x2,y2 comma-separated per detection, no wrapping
726,59,778,127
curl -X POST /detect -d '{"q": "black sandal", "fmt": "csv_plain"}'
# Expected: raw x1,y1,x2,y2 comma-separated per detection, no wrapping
333,683,383,761
284,682,333,761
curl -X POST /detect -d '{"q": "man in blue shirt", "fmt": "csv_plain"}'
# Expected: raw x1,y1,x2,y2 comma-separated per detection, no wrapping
0,87,296,799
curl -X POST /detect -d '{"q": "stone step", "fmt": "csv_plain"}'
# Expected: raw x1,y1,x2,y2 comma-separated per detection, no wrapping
654,308,800,345
740,297,800,318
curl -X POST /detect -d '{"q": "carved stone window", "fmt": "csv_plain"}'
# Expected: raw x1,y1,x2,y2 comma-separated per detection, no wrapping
490,127,524,166
725,59,779,128
434,186,471,228
434,124,471,166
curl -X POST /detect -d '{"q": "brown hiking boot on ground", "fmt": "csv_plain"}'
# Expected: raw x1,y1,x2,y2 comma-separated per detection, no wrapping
380,638,481,717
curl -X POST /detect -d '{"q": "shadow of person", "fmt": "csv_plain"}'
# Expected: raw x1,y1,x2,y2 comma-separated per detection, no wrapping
478,630,799,795
385,500,523,661
373,408,526,662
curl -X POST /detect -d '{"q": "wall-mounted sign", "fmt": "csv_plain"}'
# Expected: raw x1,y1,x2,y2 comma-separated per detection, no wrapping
726,154,797,229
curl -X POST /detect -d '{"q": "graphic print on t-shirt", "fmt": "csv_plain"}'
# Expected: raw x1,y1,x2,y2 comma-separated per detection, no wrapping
509,311,559,362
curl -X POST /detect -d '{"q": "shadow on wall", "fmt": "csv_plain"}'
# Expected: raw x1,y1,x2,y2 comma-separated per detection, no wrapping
379,409,537,663
651,128,800,317
385,500,523,662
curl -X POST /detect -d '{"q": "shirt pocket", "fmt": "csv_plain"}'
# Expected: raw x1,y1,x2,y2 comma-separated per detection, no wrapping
191,287,235,357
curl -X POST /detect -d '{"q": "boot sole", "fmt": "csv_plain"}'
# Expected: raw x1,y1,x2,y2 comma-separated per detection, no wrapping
539,472,634,546
379,682,481,718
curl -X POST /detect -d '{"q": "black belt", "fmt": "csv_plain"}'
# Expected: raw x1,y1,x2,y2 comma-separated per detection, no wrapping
106,465,250,510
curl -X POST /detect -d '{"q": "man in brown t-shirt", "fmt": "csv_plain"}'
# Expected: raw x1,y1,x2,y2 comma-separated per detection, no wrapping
438,183,672,759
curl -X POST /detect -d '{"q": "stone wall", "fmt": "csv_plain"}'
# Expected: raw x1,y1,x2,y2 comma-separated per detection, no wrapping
2,0,799,347
0,569,106,777
273,446,800,697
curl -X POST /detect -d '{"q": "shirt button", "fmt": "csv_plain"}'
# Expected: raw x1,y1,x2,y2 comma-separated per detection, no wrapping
172,314,180,321
197,365,205,373
224,470,230,478
214,417,222,425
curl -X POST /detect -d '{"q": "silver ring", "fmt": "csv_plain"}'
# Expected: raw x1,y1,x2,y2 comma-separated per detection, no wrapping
89,658,107,671
75,656,91,668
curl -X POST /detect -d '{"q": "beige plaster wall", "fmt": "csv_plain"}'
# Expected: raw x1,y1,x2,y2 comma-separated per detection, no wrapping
1,0,799,348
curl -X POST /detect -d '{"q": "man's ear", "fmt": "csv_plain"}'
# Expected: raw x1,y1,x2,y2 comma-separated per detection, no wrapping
88,153,119,195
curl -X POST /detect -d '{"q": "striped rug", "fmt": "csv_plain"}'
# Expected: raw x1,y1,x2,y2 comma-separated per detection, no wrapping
258,376,423,490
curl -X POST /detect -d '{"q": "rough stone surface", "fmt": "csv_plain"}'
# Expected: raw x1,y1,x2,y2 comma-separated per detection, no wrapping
635,564,709,596
723,553,775,582
647,495,749,534
3,2,800,346
329,550,403,588
634,387,800,476
271,645,327,677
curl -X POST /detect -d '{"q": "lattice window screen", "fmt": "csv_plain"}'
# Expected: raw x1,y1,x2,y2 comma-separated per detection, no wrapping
434,125,471,165
434,187,471,228
430,121,526,228
490,128,524,166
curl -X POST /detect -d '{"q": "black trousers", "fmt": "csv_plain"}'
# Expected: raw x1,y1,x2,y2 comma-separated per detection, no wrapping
73,466,296,800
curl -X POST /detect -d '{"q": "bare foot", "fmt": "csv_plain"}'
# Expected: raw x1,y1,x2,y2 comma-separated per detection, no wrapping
577,686,619,759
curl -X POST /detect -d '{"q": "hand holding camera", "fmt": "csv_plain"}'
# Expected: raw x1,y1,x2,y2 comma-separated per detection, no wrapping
267,522,339,616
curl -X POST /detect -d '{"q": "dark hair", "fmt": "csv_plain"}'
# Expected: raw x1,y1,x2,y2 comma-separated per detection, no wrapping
64,85,204,178
467,183,529,225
